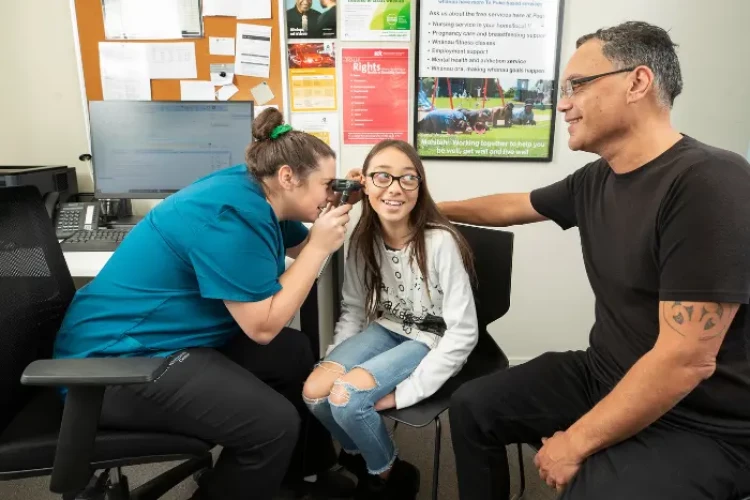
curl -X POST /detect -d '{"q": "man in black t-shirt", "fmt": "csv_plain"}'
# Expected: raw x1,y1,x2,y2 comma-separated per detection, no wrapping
439,21,750,500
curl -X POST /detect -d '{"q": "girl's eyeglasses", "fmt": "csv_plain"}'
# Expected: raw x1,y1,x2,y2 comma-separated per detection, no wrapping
367,172,422,191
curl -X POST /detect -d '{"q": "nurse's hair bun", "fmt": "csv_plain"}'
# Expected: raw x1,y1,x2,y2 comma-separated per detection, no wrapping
246,107,336,183
252,107,285,142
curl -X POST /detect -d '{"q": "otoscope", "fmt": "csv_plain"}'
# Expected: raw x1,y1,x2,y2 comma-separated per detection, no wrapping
330,179,363,206
315,179,363,278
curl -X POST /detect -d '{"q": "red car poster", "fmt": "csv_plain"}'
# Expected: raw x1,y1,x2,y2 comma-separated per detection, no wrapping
342,48,408,145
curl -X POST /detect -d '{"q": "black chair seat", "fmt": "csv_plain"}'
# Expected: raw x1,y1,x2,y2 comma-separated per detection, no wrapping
0,389,211,477
382,345,509,427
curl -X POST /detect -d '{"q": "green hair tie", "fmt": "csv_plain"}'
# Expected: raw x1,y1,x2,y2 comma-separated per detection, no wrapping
270,124,293,140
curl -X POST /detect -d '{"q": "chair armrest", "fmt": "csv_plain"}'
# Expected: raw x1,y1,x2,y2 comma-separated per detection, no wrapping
20,357,169,386
18,357,168,495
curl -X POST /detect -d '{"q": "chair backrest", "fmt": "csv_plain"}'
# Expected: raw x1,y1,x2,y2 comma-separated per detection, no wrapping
0,186,75,433
455,223,514,328
455,223,514,368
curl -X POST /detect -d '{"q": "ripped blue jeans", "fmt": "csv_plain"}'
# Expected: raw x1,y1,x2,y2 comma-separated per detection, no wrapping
303,323,430,474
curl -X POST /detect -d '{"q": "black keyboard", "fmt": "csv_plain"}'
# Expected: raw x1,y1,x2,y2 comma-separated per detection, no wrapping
61,228,131,251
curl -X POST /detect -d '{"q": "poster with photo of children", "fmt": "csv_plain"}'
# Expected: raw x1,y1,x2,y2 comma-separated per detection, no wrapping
414,0,564,161
286,0,336,39
416,77,556,159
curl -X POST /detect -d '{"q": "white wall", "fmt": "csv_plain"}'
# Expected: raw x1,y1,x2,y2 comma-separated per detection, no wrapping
0,1,92,192
2,0,748,364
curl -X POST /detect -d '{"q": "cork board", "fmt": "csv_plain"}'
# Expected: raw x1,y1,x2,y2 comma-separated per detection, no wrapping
73,0,285,111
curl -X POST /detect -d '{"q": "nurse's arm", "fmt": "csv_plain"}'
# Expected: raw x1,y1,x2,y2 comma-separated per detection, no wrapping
224,243,329,344
286,234,310,259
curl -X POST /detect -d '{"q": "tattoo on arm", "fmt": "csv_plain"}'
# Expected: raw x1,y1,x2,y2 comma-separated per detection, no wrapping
663,301,737,341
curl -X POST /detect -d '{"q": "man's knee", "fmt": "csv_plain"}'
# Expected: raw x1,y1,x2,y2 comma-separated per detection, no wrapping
451,376,494,421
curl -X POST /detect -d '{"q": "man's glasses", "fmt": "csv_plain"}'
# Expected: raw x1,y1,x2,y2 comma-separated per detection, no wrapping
559,67,636,99
367,172,422,191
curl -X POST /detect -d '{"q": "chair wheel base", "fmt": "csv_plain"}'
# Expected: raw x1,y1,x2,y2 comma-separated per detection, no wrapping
70,469,130,500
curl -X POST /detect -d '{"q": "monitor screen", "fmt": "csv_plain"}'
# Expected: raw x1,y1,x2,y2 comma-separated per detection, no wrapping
89,101,254,199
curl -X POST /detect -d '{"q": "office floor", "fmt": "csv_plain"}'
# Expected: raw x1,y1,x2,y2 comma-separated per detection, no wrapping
0,415,556,500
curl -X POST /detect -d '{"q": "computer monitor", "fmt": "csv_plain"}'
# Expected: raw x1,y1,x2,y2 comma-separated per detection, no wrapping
88,101,254,199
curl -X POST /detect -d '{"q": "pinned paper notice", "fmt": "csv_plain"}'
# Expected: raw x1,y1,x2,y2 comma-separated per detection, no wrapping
235,24,271,78
238,0,270,19
99,42,151,100
147,42,197,79
250,82,275,105
180,80,216,100
209,37,235,56
217,84,239,101
210,63,235,86
203,0,239,16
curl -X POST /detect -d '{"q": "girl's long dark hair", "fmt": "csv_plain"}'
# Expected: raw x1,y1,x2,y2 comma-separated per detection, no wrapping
349,140,476,321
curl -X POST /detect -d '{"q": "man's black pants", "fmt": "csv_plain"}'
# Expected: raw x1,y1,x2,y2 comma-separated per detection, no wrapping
449,350,750,500
99,328,337,500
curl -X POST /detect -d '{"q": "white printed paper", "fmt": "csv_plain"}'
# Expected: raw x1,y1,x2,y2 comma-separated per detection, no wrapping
178,0,203,36
99,42,152,100
217,84,239,101
209,37,235,56
419,0,560,80
180,81,216,101
147,42,197,79
238,0,271,19
290,113,340,160
235,24,271,78
103,0,182,40
250,82,274,105
203,0,239,16
341,0,410,41
103,0,202,39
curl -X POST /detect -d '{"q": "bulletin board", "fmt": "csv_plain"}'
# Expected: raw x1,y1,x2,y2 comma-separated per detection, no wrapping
73,0,286,112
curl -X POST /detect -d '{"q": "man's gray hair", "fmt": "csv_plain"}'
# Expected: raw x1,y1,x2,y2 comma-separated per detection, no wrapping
577,21,683,108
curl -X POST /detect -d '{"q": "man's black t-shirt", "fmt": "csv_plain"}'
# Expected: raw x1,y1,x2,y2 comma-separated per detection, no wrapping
530,135,750,444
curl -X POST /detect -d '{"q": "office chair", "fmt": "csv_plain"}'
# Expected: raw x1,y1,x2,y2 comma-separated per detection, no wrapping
0,186,213,499
380,223,516,500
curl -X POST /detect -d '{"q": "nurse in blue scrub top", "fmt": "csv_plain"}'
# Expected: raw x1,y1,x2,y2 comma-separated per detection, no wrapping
53,107,356,500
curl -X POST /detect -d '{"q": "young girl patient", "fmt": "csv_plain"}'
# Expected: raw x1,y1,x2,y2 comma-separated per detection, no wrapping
302,140,478,499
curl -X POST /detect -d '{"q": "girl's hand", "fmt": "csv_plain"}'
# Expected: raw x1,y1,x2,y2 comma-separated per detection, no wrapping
375,392,396,411
340,168,364,205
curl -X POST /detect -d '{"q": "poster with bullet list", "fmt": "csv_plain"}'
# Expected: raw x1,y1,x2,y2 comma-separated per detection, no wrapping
415,0,564,162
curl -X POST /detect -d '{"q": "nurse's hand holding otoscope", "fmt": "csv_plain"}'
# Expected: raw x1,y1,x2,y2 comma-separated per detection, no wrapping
308,170,364,255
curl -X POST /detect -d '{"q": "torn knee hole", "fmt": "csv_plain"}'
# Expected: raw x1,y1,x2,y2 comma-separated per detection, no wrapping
341,367,378,390
329,383,351,406
303,362,346,400
319,361,346,374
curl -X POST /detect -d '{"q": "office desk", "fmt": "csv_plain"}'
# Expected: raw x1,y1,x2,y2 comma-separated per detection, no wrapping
63,250,339,359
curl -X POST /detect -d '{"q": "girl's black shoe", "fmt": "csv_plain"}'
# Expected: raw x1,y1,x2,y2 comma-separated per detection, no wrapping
355,458,420,500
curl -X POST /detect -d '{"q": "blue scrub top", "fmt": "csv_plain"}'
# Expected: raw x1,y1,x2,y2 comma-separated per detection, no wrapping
53,164,308,361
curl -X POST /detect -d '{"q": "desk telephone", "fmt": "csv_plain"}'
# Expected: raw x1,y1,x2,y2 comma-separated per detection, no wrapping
55,202,131,251
55,202,101,239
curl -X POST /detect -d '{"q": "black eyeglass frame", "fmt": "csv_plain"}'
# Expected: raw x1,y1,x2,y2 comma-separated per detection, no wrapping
366,172,423,191
560,67,637,99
